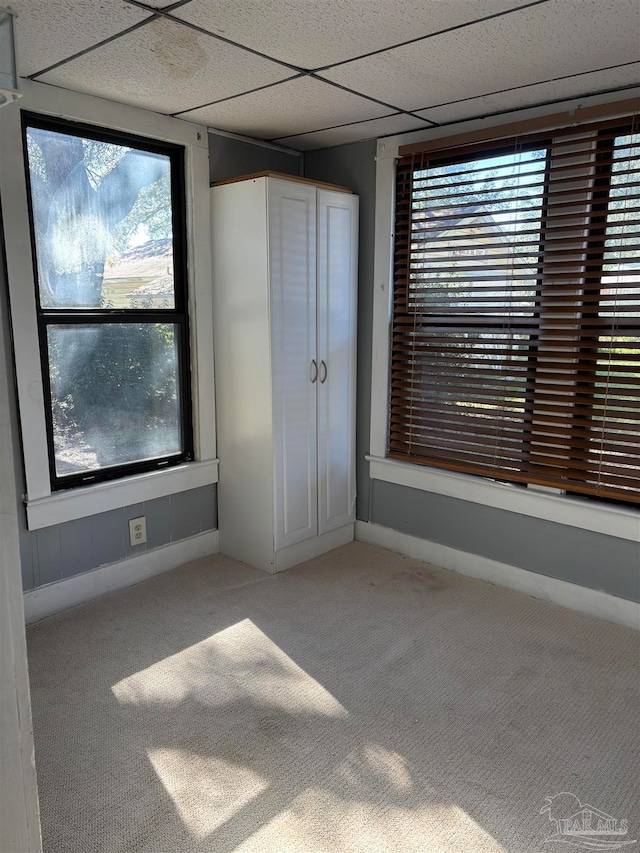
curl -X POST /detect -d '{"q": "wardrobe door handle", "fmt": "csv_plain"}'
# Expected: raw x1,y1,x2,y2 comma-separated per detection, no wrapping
320,360,327,384
310,359,318,383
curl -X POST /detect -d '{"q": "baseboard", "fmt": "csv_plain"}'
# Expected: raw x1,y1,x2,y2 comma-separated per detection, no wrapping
275,523,354,573
23,529,219,624
355,521,639,631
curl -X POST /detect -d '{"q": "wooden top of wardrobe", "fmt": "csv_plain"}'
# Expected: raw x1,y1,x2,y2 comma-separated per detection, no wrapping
210,171,353,194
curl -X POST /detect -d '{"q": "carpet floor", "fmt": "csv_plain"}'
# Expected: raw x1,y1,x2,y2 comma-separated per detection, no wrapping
27,541,639,853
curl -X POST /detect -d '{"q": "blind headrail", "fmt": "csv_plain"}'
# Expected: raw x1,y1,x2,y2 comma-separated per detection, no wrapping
398,96,640,158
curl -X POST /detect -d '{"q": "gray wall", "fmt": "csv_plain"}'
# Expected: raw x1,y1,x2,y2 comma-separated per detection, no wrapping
209,131,301,183
305,140,640,603
18,487,216,592
9,128,301,595
371,481,639,602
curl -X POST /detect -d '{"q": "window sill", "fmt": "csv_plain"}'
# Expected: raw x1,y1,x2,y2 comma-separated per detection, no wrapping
366,455,639,542
26,458,219,530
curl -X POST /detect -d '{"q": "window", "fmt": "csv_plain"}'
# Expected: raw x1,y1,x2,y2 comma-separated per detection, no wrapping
24,114,193,490
390,115,640,505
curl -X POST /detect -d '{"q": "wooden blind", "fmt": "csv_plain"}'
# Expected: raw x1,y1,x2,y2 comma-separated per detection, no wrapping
390,114,640,504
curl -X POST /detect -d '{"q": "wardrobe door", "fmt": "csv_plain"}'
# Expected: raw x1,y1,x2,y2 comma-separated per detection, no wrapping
269,179,318,550
317,190,358,534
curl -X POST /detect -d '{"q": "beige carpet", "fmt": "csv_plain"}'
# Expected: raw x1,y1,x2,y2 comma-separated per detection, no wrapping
27,541,639,853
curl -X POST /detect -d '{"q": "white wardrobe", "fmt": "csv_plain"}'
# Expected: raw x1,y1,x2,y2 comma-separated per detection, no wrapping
211,173,358,573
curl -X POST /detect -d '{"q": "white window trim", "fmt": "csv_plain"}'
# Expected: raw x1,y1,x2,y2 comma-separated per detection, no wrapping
0,81,218,530
369,88,640,543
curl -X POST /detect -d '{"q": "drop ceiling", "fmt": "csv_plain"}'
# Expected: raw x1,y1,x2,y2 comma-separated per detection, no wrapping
12,0,640,151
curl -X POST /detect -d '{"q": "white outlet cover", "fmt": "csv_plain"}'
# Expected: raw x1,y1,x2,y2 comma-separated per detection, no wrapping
129,516,147,546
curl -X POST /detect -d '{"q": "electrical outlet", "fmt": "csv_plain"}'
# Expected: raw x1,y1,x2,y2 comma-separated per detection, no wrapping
129,516,147,546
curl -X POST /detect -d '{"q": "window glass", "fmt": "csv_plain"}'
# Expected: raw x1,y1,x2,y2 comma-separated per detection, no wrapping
26,127,175,309
47,323,182,477
408,149,546,316
601,132,640,317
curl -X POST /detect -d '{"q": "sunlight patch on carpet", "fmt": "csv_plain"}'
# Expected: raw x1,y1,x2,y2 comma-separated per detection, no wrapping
147,748,268,840
237,787,507,853
111,618,348,718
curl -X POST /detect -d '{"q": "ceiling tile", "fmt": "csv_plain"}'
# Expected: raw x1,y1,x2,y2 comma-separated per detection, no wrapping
275,114,430,151
319,0,640,111
36,17,294,115
172,0,531,69
179,76,391,138
12,0,150,77
417,64,640,125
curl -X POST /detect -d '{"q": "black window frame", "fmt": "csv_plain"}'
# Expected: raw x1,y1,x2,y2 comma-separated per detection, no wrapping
22,112,193,491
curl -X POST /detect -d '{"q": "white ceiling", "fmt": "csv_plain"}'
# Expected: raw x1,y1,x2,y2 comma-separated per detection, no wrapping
12,0,640,151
